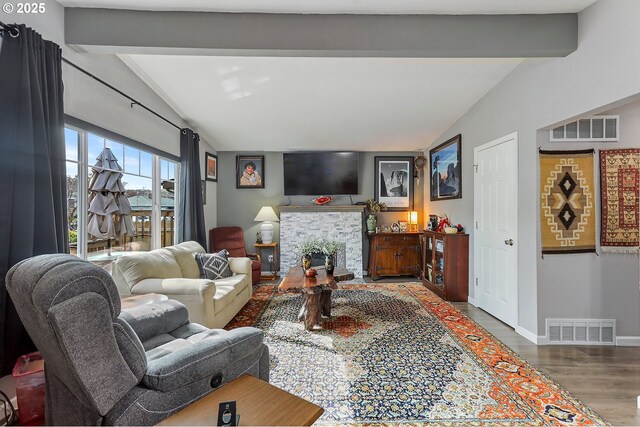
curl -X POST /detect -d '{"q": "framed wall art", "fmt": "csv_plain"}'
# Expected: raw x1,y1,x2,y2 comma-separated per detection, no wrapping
374,156,414,211
430,134,462,201
236,155,265,189
205,152,218,182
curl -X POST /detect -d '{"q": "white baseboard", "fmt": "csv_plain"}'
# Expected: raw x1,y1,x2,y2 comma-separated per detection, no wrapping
616,336,640,346
467,296,478,307
515,326,544,345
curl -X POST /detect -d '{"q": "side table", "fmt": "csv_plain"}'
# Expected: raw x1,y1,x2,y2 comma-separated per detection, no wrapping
254,242,278,281
157,374,323,426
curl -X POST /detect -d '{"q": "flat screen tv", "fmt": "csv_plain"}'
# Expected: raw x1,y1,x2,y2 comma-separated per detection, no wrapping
283,152,359,195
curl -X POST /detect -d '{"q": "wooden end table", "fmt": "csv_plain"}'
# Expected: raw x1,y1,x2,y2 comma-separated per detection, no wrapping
254,242,278,281
157,374,323,426
279,267,354,330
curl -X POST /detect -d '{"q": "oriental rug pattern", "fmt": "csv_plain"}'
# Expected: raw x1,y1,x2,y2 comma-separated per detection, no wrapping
539,150,596,254
600,149,640,252
227,283,607,426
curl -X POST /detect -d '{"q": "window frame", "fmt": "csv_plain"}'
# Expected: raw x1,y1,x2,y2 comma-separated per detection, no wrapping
64,121,180,259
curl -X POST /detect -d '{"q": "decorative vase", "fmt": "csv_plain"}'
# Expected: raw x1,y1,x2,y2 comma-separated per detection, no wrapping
366,214,377,234
325,255,335,275
302,254,312,271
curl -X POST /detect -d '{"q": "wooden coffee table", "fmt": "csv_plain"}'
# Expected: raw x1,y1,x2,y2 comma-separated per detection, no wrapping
279,267,354,330
157,374,323,426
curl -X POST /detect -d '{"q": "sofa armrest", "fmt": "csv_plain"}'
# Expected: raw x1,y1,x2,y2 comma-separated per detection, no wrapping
228,257,252,277
142,327,265,392
132,278,216,297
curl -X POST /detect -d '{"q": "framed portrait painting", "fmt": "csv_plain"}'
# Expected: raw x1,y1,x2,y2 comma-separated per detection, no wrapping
236,155,265,189
374,156,414,211
430,134,462,201
205,152,218,182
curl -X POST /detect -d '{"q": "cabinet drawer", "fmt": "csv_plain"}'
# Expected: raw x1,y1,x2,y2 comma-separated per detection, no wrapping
373,234,418,248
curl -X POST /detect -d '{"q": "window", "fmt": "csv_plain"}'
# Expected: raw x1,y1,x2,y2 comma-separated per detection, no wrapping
64,125,179,261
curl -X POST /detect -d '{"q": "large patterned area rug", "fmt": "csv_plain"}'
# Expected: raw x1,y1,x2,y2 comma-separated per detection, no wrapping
227,283,606,426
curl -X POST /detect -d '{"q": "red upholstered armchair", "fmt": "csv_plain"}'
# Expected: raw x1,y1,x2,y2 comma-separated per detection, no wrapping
209,226,261,285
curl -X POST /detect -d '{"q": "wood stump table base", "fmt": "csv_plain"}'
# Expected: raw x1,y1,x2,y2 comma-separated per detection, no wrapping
279,267,354,331
297,290,333,330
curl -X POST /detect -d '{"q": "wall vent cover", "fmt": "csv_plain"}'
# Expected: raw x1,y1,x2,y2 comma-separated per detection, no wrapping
546,319,615,345
550,115,619,142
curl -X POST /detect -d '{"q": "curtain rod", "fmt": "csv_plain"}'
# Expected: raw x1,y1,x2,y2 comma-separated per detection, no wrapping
61,58,182,131
0,21,19,37
1,21,183,132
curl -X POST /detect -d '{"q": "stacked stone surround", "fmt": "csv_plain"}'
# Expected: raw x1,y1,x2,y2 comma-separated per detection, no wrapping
280,206,365,278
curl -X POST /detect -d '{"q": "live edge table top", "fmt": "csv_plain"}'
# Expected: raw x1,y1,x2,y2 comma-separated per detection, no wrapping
279,267,354,292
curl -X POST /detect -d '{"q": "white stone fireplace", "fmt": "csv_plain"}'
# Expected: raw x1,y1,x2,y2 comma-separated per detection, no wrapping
279,206,365,278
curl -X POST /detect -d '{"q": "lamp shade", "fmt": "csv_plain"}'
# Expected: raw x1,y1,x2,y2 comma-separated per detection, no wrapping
408,211,419,232
254,206,279,222
409,211,418,225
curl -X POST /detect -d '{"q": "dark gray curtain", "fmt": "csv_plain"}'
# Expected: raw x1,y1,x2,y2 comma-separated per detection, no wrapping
0,25,67,374
177,129,206,248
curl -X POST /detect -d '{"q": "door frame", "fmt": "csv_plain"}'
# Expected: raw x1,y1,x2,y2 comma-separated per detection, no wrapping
473,132,519,327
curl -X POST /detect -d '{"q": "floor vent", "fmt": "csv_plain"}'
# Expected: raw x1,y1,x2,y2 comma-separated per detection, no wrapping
550,115,619,142
546,319,615,345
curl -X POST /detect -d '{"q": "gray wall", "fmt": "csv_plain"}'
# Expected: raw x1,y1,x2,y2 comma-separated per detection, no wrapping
216,151,424,271
6,0,218,231
423,0,640,336
537,100,640,337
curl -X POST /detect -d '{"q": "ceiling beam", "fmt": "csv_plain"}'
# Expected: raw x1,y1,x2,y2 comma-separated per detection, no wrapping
65,8,577,57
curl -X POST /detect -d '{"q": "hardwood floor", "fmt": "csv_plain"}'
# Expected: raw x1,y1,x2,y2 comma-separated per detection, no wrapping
455,302,640,426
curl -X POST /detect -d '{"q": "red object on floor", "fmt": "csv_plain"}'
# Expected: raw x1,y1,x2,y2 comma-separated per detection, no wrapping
13,352,45,426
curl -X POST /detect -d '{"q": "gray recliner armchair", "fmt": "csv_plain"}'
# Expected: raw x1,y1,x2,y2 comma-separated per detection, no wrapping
6,254,269,425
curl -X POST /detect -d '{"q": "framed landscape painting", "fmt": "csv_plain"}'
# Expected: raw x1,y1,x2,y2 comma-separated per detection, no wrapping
430,134,462,201
205,152,218,182
236,155,265,189
374,156,414,211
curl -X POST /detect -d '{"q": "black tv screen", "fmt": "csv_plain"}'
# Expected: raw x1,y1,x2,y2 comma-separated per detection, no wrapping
283,152,359,195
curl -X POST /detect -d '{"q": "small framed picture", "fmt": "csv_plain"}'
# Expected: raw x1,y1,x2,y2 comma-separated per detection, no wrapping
236,155,265,189
399,220,408,232
201,180,206,205
391,222,401,233
382,225,391,233
205,152,218,182
375,156,414,211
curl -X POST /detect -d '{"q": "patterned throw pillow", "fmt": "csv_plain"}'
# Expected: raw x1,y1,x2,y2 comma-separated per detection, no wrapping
195,250,232,280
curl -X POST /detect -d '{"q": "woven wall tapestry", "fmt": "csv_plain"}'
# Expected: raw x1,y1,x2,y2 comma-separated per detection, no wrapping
540,149,596,254
600,149,640,252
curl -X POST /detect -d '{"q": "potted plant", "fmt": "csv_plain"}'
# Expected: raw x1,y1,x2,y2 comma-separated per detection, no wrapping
365,199,387,234
320,239,341,274
295,239,341,274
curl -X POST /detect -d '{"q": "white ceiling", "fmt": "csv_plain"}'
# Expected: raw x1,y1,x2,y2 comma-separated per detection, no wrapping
58,0,596,14
122,55,523,151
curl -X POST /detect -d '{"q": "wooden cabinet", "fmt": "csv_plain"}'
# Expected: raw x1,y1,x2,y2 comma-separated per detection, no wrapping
421,231,469,301
368,233,421,280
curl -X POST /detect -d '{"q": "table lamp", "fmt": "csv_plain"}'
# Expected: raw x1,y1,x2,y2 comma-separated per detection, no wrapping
408,211,418,232
254,206,279,244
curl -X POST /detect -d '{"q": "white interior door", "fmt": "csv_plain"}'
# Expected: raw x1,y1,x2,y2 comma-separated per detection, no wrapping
474,133,518,327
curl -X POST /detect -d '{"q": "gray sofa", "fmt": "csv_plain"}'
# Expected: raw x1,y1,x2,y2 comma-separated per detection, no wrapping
6,254,269,425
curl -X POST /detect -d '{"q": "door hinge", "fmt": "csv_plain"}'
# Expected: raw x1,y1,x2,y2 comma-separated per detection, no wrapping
475,277,479,287
473,164,478,173
475,221,478,230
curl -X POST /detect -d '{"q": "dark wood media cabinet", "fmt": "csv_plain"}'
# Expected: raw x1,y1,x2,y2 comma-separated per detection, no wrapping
368,232,421,280
421,231,469,301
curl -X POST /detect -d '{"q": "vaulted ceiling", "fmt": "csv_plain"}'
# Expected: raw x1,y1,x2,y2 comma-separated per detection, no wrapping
58,0,597,151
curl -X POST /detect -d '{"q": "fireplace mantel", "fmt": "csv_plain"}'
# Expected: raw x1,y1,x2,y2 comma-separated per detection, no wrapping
278,205,366,213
